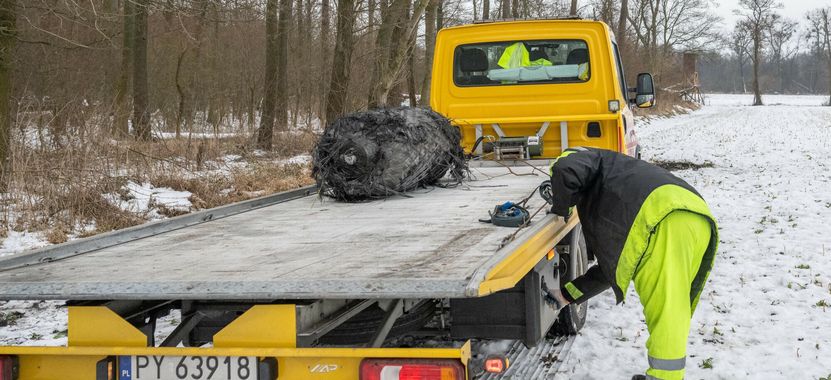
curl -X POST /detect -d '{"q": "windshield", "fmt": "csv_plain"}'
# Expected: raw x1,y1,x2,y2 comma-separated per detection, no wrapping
453,40,590,86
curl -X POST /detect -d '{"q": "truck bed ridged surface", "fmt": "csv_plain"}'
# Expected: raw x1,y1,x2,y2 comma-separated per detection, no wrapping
0,166,553,300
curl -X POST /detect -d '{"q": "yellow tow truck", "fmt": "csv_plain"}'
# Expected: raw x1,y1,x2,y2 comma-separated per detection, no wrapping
0,18,654,380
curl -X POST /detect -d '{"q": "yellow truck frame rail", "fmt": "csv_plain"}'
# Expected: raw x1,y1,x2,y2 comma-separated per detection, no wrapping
3,306,469,379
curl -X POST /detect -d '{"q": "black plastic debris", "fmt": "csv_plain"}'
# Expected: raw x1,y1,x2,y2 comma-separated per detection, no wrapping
313,107,467,202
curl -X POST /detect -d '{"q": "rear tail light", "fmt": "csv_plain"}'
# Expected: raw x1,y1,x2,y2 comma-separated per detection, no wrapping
484,356,508,373
0,356,19,380
360,359,465,380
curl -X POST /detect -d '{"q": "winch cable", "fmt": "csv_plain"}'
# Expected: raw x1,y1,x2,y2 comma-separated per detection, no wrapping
484,180,555,248
466,152,558,247
498,200,549,248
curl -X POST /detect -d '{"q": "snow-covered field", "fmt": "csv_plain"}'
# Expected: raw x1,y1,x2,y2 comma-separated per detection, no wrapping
558,94,831,379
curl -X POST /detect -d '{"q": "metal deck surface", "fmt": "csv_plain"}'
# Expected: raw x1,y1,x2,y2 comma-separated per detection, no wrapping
0,166,556,300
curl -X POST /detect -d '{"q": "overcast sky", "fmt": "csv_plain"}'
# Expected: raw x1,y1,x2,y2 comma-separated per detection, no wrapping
714,0,828,31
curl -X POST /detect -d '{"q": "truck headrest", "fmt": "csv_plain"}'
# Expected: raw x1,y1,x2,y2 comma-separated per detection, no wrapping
529,48,549,62
460,48,489,72
566,48,588,64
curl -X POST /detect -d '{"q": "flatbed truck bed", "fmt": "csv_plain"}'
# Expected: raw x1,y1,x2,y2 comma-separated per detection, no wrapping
0,165,571,302
0,163,586,380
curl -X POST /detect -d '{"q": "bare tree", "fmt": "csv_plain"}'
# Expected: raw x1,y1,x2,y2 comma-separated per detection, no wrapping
617,0,629,53
320,0,332,116
807,7,831,105
627,0,719,79
767,15,797,93
482,0,489,20
114,0,134,138
325,0,358,124
0,0,13,186
421,0,439,105
367,0,430,107
275,0,292,132
737,0,780,106
570,0,577,16
730,21,752,93
133,0,151,140
258,0,280,149
592,0,614,24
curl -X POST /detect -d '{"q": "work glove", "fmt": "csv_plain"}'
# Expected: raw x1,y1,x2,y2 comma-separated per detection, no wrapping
541,281,569,310
631,375,646,380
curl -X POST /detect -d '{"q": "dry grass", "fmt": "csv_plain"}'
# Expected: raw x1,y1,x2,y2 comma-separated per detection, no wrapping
2,106,316,243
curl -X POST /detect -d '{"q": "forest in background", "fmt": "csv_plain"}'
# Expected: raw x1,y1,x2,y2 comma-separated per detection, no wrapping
702,4,830,97
1,1,829,146
0,0,828,241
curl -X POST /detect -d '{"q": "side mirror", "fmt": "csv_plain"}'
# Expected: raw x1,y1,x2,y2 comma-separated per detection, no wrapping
633,73,655,108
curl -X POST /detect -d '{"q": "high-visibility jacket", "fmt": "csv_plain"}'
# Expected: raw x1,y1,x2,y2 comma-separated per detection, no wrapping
548,147,718,305
497,42,552,69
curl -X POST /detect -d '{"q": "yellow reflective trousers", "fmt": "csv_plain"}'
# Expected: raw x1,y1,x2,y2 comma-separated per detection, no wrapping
633,210,713,380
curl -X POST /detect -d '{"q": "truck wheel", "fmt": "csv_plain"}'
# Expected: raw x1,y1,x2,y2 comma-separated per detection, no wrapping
549,225,589,336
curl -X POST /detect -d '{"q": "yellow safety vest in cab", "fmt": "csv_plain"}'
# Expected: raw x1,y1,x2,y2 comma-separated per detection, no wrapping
497,42,588,80
497,42,552,68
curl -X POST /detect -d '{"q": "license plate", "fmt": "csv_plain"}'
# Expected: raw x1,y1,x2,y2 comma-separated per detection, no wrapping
118,356,258,380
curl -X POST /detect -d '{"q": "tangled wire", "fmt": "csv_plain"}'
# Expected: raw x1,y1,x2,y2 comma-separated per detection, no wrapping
313,107,467,202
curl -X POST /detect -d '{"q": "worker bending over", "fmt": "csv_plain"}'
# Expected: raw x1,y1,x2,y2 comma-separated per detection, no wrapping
546,147,718,380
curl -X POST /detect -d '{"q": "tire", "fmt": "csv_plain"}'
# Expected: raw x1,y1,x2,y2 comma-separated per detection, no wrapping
549,224,589,336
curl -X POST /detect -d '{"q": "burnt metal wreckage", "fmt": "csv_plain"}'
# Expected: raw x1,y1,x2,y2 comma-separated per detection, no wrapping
313,107,468,202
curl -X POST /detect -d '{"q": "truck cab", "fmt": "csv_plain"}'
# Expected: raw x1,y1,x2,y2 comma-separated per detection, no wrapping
430,19,655,159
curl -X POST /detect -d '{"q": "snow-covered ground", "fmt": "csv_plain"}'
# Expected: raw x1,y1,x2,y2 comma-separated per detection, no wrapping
558,94,831,379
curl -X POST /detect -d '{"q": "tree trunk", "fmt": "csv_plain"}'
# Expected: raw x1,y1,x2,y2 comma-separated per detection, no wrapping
407,46,417,107
384,0,410,107
319,0,331,117
303,0,314,120
617,0,628,52
0,0,14,188
482,0,489,20
132,0,151,141
114,0,134,137
325,0,357,124
825,12,831,106
569,0,577,16
738,59,746,93
366,0,429,107
406,0,417,107
511,0,518,18
500,0,509,18
420,0,438,106
752,27,763,106
368,0,376,27
368,0,402,108
257,0,279,150
174,48,189,139
647,0,659,74
275,0,292,133
826,48,831,105
436,0,443,29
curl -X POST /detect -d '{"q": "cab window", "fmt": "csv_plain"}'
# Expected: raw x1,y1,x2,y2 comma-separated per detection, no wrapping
453,40,590,87
612,42,628,99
